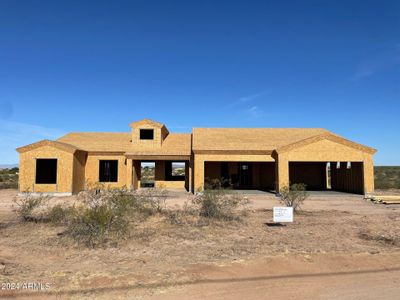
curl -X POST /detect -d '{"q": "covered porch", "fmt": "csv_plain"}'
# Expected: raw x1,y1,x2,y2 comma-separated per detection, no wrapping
204,161,275,191
125,155,192,191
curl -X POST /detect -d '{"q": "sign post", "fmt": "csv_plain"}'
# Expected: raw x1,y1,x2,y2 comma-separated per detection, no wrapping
273,207,294,223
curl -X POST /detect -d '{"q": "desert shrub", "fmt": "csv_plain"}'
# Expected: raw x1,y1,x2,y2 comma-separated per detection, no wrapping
0,182,18,189
66,202,129,247
358,230,400,246
107,188,141,214
13,194,49,222
64,187,168,246
48,204,78,225
167,202,198,225
279,183,309,211
192,189,249,221
137,188,168,213
65,188,133,246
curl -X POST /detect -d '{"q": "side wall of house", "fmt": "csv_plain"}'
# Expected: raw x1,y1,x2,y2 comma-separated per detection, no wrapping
85,154,127,188
19,146,74,193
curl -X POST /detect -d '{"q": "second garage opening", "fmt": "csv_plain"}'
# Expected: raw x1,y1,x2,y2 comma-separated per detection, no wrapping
289,161,364,194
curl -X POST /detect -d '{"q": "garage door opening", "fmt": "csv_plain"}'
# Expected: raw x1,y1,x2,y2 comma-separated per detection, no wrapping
289,162,364,194
289,162,328,190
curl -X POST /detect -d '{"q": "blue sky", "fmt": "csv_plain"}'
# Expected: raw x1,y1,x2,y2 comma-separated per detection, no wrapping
0,0,399,165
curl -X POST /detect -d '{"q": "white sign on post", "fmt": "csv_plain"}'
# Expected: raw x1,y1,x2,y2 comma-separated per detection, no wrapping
273,207,293,223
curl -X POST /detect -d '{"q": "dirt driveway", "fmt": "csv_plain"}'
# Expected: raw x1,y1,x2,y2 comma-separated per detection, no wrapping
0,189,399,299
154,253,400,300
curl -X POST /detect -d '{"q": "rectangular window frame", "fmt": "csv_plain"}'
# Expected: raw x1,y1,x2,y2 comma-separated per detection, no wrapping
99,160,119,183
165,161,185,181
140,129,154,140
35,158,58,184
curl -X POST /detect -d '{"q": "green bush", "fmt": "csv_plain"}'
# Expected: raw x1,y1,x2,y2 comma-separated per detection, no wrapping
62,187,169,247
48,204,78,225
192,189,249,221
66,202,128,247
279,183,309,212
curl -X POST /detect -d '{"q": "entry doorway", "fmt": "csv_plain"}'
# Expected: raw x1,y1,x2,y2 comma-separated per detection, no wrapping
238,163,252,188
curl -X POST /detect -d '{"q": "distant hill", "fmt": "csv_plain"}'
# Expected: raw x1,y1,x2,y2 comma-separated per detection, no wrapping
0,164,18,170
374,166,400,189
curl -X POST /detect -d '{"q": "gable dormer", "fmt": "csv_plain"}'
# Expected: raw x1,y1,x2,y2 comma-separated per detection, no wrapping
129,119,169,148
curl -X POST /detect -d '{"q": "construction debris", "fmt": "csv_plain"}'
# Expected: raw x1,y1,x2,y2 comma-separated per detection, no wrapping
365,195,400,204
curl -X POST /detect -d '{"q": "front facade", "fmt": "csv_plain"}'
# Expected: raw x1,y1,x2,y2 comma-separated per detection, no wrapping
17,119,376,195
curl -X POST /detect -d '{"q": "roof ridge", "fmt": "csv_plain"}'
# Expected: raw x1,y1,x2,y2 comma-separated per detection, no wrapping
275,132,376,154
16,139,82,154
61,132,131,134
193,127,328,130
129,119,165,128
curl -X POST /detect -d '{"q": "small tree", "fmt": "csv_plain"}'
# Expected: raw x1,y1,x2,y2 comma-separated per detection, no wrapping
279,183,309,212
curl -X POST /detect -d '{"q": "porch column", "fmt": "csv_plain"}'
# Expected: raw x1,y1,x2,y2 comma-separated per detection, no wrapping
194,157,204,192
132,160,140,189
363,155,374,195
189,158,193,192
126,158,133,189
275,154,289,194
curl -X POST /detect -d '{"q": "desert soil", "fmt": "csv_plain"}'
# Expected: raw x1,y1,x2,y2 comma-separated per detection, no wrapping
0,189,399,299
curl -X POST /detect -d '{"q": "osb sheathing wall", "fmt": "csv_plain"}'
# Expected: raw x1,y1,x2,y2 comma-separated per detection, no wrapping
19,146,74,193
85,154,127,189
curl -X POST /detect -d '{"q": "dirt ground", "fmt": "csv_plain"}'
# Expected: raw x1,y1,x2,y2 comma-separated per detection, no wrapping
1,188,400,299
